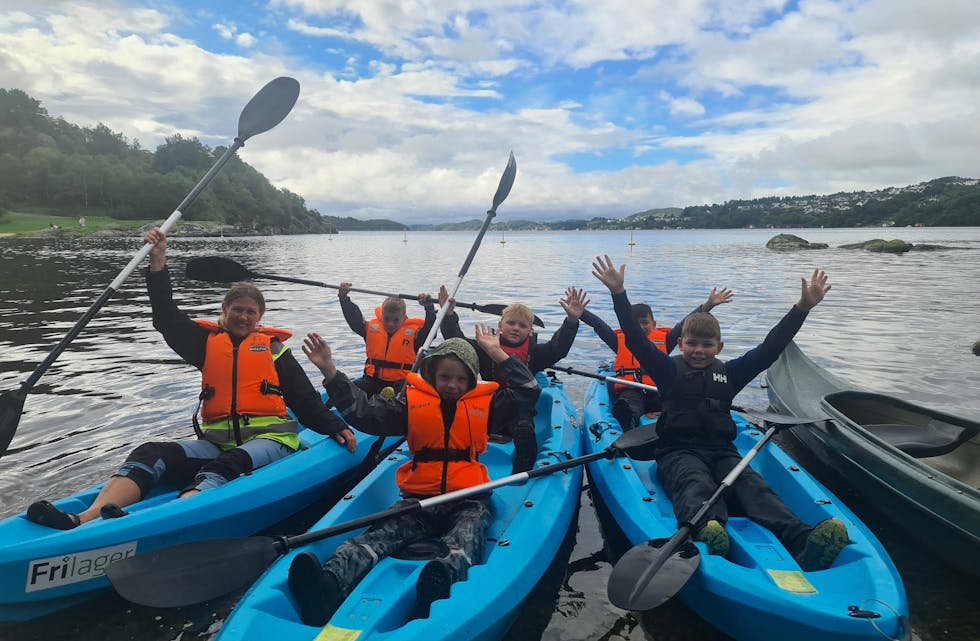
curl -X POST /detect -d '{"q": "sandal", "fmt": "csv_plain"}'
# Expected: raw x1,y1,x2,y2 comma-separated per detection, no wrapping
100,503,129,519
26,500,80,530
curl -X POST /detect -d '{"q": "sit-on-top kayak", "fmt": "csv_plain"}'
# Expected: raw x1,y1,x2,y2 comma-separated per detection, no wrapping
215,371,582,641
0,422,376,623
583,367,909,641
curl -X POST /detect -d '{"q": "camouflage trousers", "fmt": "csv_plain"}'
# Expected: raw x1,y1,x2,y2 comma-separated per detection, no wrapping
323,495,493,595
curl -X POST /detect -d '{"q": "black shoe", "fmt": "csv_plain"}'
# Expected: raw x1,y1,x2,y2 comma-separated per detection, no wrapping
100,503,129,520
288,551,344,626
612,398,637,432
414,560,453,619
26,500,79,530
511,420,538,473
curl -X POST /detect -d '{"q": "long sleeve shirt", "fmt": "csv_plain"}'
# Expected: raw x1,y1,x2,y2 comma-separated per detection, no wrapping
324,356,541,437
145,267,349,436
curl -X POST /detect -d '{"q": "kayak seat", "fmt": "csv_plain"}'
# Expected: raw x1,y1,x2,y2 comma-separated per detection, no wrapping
862,421,979,458
392,539,450,561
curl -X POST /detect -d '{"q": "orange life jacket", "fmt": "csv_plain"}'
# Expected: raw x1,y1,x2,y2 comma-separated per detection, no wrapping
612,326,670,389
195,319,292,426
397,372,498,496
364,308,425,381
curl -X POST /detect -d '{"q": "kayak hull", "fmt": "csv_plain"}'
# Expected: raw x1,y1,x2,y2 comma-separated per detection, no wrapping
0,422,376,623
583,368,909,641
216,371,583,641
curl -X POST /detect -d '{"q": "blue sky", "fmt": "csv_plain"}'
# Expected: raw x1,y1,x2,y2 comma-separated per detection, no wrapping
1,0,978,223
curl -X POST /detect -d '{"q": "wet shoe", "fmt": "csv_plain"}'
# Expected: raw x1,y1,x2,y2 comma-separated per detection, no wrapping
798,518,850,571
288,551,344,626
100,503,129,519
414,560,453,619
26,500,79,530
696,519,730,557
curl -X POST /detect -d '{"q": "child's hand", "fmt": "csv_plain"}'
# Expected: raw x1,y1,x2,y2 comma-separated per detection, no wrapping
560,286,590,319
338,282,352,298
797,270,832,311
591,255,626,293
438,284,456,316
303,332,338,381
475,324,507,362
418,292,433,306
704,287,734,312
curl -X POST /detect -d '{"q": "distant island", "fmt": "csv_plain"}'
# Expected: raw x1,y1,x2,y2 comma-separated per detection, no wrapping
2,88,978,235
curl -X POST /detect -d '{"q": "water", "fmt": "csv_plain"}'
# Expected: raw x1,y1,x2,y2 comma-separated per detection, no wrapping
1,228,978,640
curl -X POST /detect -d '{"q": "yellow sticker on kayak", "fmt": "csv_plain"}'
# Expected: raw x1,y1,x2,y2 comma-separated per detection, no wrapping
314,625,362,641
767,569,817,594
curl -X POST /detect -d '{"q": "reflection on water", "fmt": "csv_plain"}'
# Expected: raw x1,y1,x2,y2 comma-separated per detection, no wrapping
1,228,978,640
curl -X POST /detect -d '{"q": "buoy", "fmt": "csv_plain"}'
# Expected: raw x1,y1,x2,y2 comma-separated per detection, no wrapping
628,232,636,248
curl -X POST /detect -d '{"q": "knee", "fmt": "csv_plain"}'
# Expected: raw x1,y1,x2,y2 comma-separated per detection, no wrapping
115,441,181,499
187,448,253,492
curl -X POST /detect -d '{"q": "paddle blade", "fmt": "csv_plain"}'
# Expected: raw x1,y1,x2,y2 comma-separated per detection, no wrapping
608,537,700,611
107,536,281,607
610,424,659,453
0,388,27,456
237,77,300,141
185,257,253,283
490,152,517,213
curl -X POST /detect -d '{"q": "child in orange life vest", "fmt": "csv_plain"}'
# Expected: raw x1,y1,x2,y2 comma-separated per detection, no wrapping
289,328,540,625
337,281,436,396
579,288,734,430
438,285,590,473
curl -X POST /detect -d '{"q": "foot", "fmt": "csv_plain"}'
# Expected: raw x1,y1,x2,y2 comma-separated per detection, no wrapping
414,560,453,619
288,551,343,626
100,503,129,519
26,500,80,530
696,519,730,557
798,518,850,571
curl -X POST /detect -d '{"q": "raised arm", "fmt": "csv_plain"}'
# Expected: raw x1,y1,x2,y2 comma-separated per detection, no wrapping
415,292,437,351
337,282,367,338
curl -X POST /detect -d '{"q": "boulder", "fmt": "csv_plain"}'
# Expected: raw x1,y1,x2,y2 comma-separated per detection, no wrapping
765,234,829,251
839,239,911,253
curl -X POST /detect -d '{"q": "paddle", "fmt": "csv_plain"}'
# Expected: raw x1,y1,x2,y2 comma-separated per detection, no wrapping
0,77,301,459
550,365,658,394
409,152,517,373
183,256,545,327
107,425,658,607
606,422,782,611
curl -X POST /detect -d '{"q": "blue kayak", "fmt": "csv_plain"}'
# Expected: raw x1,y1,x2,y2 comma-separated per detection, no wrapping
215,371,582,641
583,368,909,641
0,423,376,623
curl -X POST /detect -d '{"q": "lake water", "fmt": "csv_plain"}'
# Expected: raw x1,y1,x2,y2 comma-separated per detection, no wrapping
1,228,978,641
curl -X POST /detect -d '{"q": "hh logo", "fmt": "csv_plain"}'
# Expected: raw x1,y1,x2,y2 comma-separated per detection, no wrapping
712,373,728,383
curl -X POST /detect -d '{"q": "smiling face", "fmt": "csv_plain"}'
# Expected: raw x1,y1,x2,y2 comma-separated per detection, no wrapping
381,309,407,335
678,335,724,369
430,357,473,401
637,314,657,334
222,296,263,339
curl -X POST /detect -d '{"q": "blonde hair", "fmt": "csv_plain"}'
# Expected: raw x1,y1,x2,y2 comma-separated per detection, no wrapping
381,296,407,315
500,303,534,327
681,312,721,341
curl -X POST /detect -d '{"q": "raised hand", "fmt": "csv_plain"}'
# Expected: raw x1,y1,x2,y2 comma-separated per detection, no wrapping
418,292,433,307
559,286,590,320
797,270,832,311
143,227,167,271
302,332,337,381
591,255,626,293
475,323,507,362
704,287,734,312
438,284,456,316
338,282,352,298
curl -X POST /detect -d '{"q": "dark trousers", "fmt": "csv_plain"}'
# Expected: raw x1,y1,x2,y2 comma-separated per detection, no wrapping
611,386,661,430
656,447,812,556
323,496,493,594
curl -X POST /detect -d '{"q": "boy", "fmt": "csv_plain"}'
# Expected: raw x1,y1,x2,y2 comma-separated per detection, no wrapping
289,328,539,625
580,288,733,430
438,285,589,472
591,255,848,571
338,281,436,396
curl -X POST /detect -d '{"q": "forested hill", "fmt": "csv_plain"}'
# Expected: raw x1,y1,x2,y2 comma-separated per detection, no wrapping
0,88,346,234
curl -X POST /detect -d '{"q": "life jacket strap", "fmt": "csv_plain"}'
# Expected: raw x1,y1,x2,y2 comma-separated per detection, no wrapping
367,358,413,371
411,447,474,469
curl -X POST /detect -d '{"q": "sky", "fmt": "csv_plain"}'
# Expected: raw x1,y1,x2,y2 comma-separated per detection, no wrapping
1,0,978,224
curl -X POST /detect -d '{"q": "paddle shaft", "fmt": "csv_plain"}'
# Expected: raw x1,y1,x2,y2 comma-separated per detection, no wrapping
551,366,658,393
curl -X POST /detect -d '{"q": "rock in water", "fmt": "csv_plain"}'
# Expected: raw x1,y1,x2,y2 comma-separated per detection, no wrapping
765,234,829,251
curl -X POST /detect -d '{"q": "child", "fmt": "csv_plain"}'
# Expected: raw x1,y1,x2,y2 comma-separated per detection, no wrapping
338,281,436,396
288,328,539,625
580,288,733,430
591,255,849,571
438,285,589,472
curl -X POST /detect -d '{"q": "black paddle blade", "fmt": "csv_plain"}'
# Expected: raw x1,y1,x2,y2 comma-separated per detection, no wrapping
237,77,300,141
0,388,27,456
490,152,517,213
185,257,253,283
608,537,700,611
610,424,659,453
107,536,281,607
